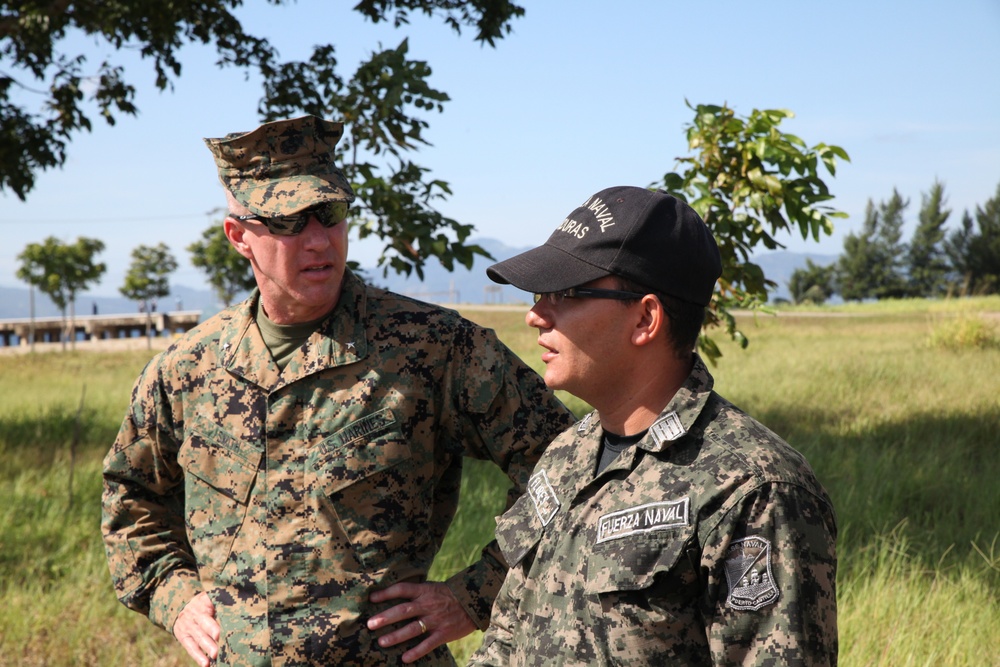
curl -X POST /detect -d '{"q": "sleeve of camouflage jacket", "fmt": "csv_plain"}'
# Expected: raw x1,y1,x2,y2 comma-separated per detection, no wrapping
701,481,838,666
101,360,201,632
441,327,574,630
463,548,522,666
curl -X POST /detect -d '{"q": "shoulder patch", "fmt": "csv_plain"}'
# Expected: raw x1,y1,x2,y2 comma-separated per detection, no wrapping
527,469,560,526
723,536,780,610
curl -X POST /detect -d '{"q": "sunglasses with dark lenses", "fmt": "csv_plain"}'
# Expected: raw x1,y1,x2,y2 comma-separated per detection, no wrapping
231,201,350,236
532,287,647,305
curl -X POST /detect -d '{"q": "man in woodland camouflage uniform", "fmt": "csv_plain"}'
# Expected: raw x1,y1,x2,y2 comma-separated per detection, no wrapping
101,115,574,666
468,186,838,666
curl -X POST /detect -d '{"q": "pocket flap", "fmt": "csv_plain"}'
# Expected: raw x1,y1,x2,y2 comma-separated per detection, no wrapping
178,430,259,505
495,493,546,567
586,531,691,594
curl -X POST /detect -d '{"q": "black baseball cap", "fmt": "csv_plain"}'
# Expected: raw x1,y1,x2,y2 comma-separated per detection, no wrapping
487,186,722,306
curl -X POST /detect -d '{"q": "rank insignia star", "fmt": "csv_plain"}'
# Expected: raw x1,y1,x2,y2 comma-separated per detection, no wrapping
346,341,356,351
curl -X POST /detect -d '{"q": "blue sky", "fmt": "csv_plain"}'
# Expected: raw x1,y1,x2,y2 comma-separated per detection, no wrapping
1,0,998,295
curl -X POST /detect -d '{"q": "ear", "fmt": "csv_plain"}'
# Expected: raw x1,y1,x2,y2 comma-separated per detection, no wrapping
631,294,667,347
224,217,254,261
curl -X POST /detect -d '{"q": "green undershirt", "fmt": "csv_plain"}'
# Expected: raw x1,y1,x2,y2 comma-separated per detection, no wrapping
255,299,330,370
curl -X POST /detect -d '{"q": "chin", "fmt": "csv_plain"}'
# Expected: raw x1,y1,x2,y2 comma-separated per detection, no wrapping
543,374,568,392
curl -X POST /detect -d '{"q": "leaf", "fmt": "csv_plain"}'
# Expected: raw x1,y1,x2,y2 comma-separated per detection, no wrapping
655,101,849,351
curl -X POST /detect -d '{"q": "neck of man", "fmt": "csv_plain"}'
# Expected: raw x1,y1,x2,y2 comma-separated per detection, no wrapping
596,353,693,436
259,296,340,325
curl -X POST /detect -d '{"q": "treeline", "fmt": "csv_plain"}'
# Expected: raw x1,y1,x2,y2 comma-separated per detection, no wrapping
788,181,1000,304
15,226,255,348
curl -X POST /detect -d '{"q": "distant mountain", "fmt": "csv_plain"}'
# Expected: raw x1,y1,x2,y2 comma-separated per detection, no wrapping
0,243,838,319
368,238,535,306
0,284,241,320
373,242,839,305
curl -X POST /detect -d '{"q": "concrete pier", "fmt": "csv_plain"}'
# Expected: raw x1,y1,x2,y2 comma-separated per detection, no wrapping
0,311,201,347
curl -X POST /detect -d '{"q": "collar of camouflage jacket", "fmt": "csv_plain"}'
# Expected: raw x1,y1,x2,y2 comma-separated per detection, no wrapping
575,354,716,456
219,271,369,390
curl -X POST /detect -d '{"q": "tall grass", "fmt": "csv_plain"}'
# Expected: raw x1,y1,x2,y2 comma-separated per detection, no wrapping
2,299,999,665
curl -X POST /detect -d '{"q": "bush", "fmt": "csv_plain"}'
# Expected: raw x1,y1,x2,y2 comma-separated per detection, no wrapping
928,314,1000,351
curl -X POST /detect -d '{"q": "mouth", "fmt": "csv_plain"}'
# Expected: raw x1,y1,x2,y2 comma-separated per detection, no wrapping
538,339,557,363
302,263,334,274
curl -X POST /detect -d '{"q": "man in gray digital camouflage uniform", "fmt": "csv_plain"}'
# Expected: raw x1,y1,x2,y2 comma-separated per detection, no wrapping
468,186,838,666
100,115,575,666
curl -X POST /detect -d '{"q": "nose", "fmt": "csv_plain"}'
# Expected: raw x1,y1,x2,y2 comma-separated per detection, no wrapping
299,216,334,248
526,301,552,330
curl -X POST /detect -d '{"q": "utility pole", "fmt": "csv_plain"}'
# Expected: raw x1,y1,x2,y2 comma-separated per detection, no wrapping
29,284,36,351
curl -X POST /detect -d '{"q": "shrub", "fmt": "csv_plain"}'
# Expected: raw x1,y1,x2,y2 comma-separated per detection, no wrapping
928,314,1000,351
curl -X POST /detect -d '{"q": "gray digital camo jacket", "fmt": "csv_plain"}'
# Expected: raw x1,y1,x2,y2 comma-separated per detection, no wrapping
469,355,838,666
101,271,574,666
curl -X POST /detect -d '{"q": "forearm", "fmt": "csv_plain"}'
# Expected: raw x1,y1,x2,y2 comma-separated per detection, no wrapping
102,409,194,625
465,563,521,666
102,473,199,626
444,546,507,630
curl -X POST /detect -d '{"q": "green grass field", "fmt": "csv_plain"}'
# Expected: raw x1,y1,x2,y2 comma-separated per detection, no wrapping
1,298,998,666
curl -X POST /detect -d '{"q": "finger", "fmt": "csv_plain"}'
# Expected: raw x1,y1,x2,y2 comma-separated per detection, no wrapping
177,620,220,661
367,593,422,631
198,613,222,643
174,593,220,664
176,633,213,667
369,581,422,604
402,636,439,664
376,619,428,651
367,598,421,633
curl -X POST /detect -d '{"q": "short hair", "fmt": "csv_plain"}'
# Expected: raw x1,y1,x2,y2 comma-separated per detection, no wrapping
613,277,706,358
224,189,252,217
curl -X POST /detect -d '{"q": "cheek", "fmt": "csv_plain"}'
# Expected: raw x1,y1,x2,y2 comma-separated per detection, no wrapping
332,222,349,252
573,320,629,368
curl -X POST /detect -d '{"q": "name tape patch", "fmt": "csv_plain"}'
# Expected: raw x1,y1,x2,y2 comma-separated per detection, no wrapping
528,469,560,526
596,498,690,544
335,408,396,445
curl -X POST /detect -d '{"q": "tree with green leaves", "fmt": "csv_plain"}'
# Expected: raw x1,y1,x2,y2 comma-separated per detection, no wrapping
654,102,849,360
836,201,881,301
120,243,178,346
836,191,909,301
15,236,106,350
906,180,951,297
944,211,976,295
1,1,523,277
968,184,1000,294
944,182,1000,295
187,221,256,307
871,189,909,299
788,259,837,305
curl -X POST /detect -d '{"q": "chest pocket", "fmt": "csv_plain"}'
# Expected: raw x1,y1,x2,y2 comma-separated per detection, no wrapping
585,530,692,594
308,409,425,570
585,527,702,664
178,427,262,574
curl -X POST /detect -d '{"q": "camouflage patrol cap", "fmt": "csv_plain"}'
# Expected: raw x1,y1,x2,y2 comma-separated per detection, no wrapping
204,115,355,217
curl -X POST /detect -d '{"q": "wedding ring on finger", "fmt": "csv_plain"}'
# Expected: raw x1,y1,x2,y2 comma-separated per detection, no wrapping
418,619,427,634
